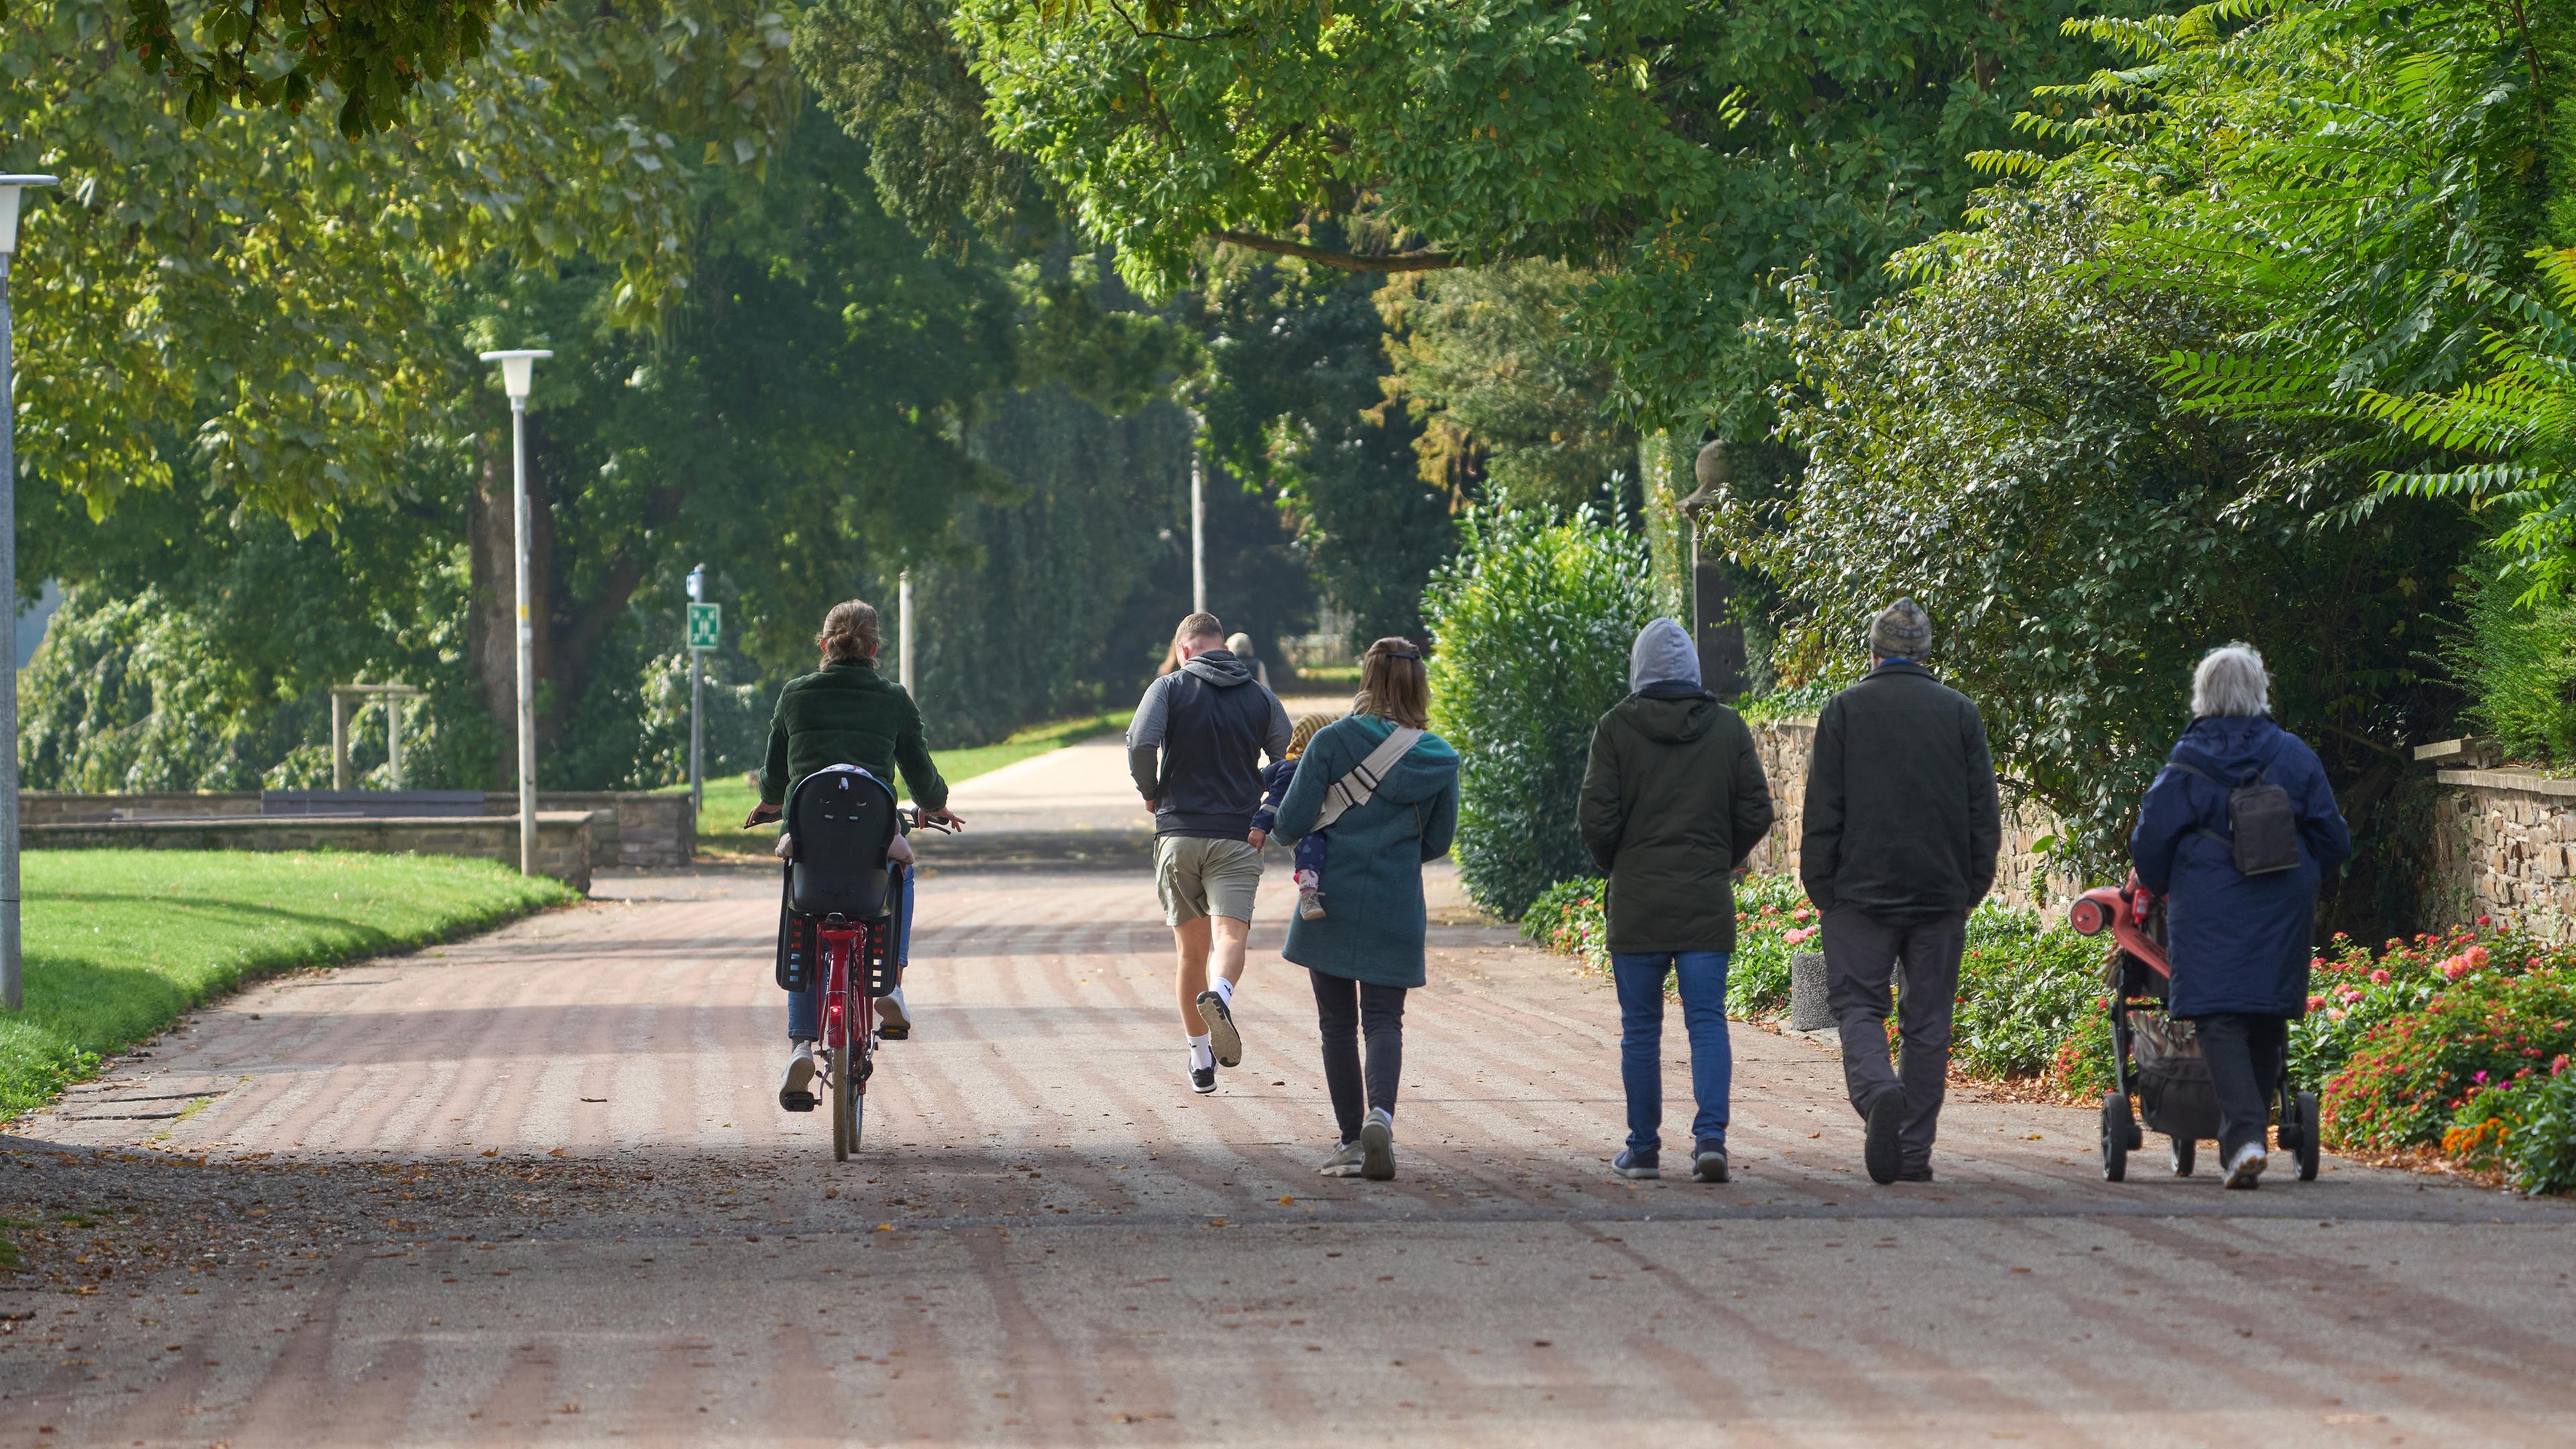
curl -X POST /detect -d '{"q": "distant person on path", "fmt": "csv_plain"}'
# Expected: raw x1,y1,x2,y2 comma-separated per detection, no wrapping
1271,639,1459,1181
747,600,961,1104
1580,618,1774,1185
1128,612,1292,1095
1250,713,1341,920
1803,598,2000,1185
2131,643,2349,1189
1226,631,1271,688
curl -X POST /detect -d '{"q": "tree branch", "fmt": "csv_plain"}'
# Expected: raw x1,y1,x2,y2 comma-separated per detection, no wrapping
1209,230,1460,273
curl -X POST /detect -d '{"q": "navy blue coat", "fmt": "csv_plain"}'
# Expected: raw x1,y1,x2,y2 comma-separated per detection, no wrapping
2129,715,2351,1019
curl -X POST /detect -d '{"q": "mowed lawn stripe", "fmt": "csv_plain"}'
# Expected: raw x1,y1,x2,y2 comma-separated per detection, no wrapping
1,850,572,1118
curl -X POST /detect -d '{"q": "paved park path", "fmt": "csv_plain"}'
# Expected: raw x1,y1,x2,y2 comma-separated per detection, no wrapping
3,734,2573,1446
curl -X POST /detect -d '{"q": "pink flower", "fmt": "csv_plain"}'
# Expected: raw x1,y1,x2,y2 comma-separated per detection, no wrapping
1782,927,1814,946
2477,914,2493,928
2553,1055,2570,1075
2306,994,2326,1012
2369,969,2390,985
2473,1070,2489,1086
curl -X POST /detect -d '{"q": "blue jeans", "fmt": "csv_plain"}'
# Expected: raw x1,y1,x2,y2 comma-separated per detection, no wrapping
1609,950,1732,1154
788,868,914,1041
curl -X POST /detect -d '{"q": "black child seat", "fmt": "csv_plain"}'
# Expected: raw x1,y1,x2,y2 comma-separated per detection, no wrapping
786,766,900,918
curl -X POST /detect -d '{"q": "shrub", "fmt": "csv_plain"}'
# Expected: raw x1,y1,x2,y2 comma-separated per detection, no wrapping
1424,504,1668,919
1519,876,1611,971
2322,969,2576,1151
1725,874,1816,1018
1954,908,2102,1080
2444,1061,2576,1195
2442,564,2576,769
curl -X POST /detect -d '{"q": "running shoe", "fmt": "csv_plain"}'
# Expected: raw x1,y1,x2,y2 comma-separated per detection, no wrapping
2223,1142,2267,1190
1196,989,1242,1069
1693,1140,1729,1183
777,1040,817,1112
1359,1108,1396,1181
1189,1061,1218,1095
875,994,911,1041
1317,1140,1364,1177
1613,1148,1660,1180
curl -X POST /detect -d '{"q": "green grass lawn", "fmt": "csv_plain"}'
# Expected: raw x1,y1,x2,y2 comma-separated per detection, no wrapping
0,851,572,1120
686,708,1128,855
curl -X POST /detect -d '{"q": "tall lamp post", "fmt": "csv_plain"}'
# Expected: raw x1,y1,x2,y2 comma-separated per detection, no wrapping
480,348,551,876
1,173,58,1014
686,563,706,822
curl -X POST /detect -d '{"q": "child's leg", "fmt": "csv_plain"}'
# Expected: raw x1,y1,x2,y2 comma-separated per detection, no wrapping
1293,833,1328,891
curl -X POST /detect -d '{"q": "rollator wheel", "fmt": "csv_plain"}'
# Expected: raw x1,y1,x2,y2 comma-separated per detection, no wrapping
2100,1092,2133,1182
2169,1136,2195,1177
2294,1091,2320,1181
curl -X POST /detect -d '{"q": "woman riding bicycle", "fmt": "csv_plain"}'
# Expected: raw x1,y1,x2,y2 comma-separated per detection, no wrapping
746,599,962,1108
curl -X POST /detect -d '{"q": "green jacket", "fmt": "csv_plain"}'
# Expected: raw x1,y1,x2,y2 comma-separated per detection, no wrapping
1578,688,1774,954
757,661,948,811
1273,715,1460,988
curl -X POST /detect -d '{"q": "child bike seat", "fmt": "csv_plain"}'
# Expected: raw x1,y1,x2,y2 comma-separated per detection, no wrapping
784,766,899,918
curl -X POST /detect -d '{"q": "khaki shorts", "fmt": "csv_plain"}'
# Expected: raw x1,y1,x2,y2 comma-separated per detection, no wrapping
1155,835,1265,926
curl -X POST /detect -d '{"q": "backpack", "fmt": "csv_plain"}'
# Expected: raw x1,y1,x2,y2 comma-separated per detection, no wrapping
2169,755,2300,875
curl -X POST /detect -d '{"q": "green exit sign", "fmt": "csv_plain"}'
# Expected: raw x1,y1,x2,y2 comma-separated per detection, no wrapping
687,602,721,650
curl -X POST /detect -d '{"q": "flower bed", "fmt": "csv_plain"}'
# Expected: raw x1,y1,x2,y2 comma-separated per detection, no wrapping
1519,873,1812,1018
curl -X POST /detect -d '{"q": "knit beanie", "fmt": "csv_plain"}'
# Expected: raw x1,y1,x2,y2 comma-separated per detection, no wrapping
1628,618,1701,693
1868,598,1933,659
1286,712,1334,758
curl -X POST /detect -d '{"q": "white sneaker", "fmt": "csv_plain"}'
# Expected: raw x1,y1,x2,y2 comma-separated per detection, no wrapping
2223,1142,2267,1189
1317,1140,1365,1177
777,1040,817,1110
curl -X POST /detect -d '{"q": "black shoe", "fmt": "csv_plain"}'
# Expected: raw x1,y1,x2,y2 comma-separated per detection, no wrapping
1693,1140,1730,1183
1196,989,1242,1068
1864,1093,1904,1185
1189,1063,1218,1095
1896,1165,1935,1183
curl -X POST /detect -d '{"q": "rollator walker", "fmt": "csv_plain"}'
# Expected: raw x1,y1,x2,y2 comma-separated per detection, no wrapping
771,765,945,1161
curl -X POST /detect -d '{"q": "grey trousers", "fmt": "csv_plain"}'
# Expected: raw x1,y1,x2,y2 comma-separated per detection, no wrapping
1823,906,1968,1169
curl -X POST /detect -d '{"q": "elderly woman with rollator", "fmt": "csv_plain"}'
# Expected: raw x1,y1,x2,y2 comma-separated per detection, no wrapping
2131,643,2350,1189
1580,619,1773,1183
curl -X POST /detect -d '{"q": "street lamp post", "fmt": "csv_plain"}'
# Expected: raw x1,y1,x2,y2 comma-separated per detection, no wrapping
897,570,915,696
479,348,552,876
686,563,706,822
1190,446,1207,616
1,173,58,1014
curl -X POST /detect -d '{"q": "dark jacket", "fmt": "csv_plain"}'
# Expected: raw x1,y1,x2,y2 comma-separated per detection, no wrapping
1125,649,1292,839
1800,660,2001,922
757,660,947,810
1579,686,1774,953
1273,716,1460,987
2130,714,2351,1019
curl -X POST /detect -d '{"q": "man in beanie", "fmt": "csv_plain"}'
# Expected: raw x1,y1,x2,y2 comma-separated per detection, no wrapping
1580,618,1774,1184
1802,598,2000,1185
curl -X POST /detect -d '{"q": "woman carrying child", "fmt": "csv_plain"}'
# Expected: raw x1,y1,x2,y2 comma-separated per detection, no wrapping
1269,638,1460,1181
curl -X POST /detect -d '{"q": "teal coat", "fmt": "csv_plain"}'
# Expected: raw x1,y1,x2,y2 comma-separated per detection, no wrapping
1272,716,1460,988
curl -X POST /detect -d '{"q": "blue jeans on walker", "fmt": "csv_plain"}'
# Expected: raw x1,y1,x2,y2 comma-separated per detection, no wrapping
788,868,914,1041
1609,950,1732,1154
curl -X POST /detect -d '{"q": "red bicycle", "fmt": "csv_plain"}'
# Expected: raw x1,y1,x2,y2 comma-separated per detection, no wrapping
766,767,951,1161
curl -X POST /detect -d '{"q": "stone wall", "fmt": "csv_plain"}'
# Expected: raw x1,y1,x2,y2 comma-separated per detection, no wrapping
2428,762,2576,941
1745,716,2076,912
20,812,598,893
21,790,692,869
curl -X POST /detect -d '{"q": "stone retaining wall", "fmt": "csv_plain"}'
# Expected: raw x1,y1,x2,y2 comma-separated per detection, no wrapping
20,812,599,893
1746,716,2075,913
20,790,691,869
2430,765,2576,941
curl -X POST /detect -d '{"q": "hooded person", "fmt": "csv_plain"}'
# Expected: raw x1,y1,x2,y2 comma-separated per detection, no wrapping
1128,613,1294,1096
1578,617,1775,1184
1269,638,1461,1181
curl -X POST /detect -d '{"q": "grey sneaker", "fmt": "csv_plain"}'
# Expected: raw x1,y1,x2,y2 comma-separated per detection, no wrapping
1297,890,1327,921
1317,1140,1364,1177
1359,1108,1396,1181
1693,1140,1730,1183
1613,1147,1660,1180
1196,989,1242,1068
777,1040,817,1112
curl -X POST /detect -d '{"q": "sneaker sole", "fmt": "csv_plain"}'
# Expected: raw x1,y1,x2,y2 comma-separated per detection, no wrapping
1359,1119,1395,1181
1189,1075,1218,1096
2224,1157,2267,1190
777,1055,816,1111
1694,1155,1730,1183
1197,991,1242,1069
1865,1094,1903,1185
875,998,911,1036
1614,1165,1660,1180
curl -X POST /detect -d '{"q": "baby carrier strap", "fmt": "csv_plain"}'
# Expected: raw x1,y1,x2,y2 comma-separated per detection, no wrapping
1312,724,1423,833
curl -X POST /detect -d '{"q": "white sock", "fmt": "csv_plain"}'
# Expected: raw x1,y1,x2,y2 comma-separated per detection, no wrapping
1189,1034,1214,1071
1210,977,1236,1008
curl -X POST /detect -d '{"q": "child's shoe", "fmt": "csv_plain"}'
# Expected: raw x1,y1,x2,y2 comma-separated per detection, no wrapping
1298,889,1327,921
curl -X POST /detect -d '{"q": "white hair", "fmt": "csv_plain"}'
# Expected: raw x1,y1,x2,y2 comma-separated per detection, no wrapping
2192,643,2270,718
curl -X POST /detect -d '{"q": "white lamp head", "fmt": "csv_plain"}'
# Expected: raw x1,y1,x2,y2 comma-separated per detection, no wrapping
478,348,554,402
686,563,706,603
0,175,61,256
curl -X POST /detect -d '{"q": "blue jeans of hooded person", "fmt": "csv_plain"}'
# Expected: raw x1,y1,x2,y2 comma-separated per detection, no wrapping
787,868,914,1041
1609,951,1732,1154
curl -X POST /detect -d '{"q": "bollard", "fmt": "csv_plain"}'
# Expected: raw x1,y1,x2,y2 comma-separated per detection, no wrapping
1790,951,1833,1032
